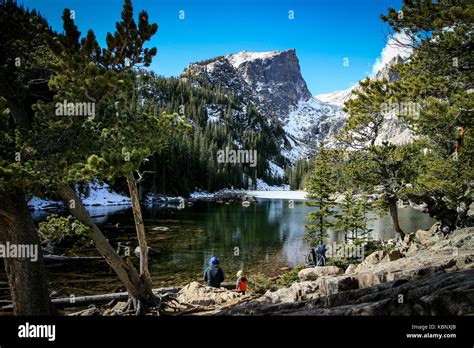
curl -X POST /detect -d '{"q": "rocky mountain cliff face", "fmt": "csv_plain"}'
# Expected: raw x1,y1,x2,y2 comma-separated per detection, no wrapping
182,50,412,163
183,49,311,121
316,54,413,147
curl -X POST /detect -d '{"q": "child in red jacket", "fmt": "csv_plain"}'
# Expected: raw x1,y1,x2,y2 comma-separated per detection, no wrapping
235,270,249,295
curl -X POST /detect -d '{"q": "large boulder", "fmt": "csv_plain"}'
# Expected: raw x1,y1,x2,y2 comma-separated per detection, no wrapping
317,275,359,296
298,266,344,281
383,249,404,262
415,229,434,246
355,250,386,272
263,281,320,304
448,227,474,251
405,226,474,255
354,252,473,289
345,264,357,274
177,281,239,306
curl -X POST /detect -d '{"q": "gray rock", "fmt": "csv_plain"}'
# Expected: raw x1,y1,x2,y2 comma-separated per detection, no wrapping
317,275,359,296
298,266,344,281
355,250,386,272
263,281,320,304
345,264,357,274
177,281,239,306
383,249,404,262
183,49,311,122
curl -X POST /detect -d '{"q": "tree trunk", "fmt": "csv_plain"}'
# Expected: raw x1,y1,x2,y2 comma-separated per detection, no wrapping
6,101,31,131
388,198,405,239
0,189,53,315
55,185,156,308
407,193,466,233
126,172,152,288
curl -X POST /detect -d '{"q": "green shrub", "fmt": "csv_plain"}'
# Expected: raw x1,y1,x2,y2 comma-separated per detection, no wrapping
248,273,277,294
38,214,93,248
277,264,305,287
363,239,395,258
325,257,354,270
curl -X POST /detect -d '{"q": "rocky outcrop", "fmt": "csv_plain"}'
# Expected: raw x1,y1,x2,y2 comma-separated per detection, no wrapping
345,264,357,274
285,269,474,316
183,49,340,159
316,55,413,147
214,226,473,315
297,266,344,281
317,275,359,296
177,282,239,306
263,281,320,304
183,50,414,162
183,49,311,121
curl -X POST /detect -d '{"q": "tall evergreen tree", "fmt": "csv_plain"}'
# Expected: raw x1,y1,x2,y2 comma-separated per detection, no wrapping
304,143,339,246
381,0,473,231
0,0,54,315
334,191,373,245
337,79,420,239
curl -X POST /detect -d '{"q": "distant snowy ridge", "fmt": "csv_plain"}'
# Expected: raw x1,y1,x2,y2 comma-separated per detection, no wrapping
315,84,359,108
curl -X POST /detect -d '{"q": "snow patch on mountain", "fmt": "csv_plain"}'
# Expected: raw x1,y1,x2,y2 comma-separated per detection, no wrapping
283,97,348,158
226,50,283,69
269,161,285,178
315,84,359,108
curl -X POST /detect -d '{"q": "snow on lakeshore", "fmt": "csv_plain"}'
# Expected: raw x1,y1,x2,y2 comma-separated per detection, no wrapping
79,182,131,206
245,190,308,200
27,196,62,210
27,182,131,210
28,180,303,211
255,178,289,191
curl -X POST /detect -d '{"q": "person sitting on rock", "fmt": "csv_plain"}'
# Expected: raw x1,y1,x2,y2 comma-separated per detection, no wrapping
235,270,249,295
203,256,225,288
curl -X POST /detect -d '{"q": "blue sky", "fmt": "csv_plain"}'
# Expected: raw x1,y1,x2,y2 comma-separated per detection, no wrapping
19,0,402,95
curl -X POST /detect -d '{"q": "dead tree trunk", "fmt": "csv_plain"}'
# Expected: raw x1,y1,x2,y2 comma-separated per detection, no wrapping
56,185,158,311
0,189,54,315
126,172,151,280
126,172,154,315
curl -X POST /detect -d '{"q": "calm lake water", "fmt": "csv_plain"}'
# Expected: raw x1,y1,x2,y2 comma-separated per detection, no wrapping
1,195,436,298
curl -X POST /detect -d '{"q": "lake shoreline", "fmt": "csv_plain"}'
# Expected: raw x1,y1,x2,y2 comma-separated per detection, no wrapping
3,223,470,316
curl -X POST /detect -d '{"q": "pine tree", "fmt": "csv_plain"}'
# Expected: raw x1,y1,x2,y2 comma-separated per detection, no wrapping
381,0,473,231
337,78,421,240
304,143,339,246
0,0,55,315
334,191,373,245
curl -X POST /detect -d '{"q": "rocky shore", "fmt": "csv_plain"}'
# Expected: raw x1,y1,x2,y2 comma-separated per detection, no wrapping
169,224,473,316
34,223,471,316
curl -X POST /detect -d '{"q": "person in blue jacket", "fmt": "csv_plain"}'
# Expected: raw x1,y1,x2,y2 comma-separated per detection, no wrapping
203,256,225,288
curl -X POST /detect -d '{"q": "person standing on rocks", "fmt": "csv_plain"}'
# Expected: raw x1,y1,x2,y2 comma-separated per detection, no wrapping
316,242,327,266
204,256,225,288
235,270,249,295
309,247,318,267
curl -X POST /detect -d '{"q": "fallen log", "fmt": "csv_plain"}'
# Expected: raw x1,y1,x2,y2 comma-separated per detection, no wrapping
43,255,104,262
1,286,181,309
68,306,100,316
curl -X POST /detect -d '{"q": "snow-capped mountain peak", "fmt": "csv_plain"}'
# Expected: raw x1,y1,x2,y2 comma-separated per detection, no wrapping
225,50,288,69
